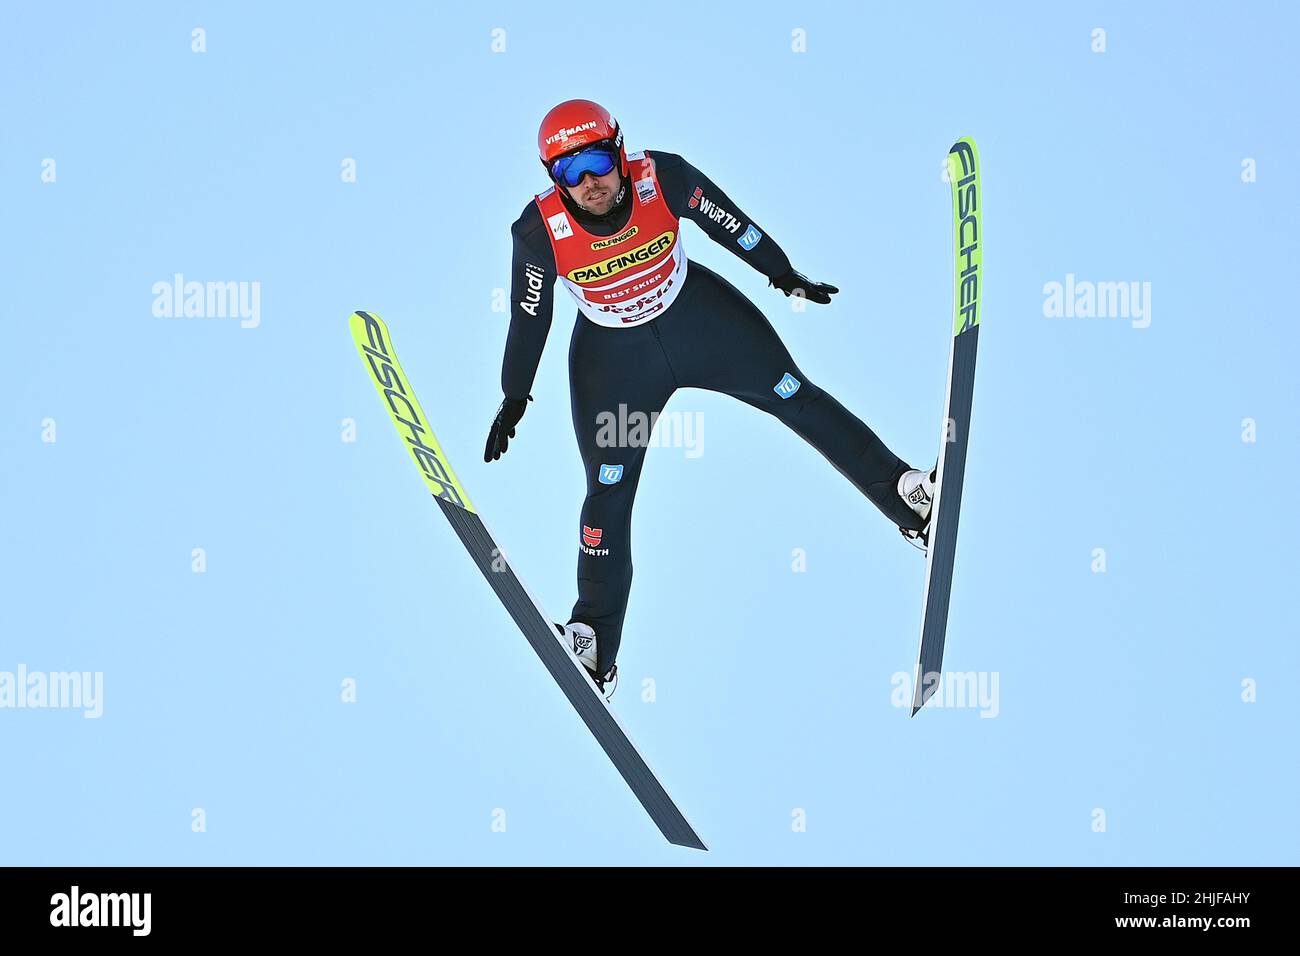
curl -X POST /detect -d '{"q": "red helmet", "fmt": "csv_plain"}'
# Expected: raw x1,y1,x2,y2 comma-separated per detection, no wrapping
537,99,628,178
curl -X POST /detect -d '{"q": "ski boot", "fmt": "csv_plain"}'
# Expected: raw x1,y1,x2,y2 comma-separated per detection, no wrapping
555,621,618,700
897,464,937,554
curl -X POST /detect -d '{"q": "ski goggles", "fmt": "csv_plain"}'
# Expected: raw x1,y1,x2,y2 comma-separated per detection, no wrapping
549,143,619,187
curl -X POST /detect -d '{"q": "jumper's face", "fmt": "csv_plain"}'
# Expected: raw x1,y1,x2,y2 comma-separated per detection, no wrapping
566,166,621,215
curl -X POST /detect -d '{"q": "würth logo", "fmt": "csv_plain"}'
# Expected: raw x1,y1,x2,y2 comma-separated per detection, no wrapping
580,525,609,557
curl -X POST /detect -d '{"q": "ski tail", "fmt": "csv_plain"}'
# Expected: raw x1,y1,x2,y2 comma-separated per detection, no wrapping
912,137,981,716
441,499,708,850
348,310,707,850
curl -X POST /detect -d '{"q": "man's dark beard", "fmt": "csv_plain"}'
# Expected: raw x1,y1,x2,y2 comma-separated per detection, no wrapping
565,177,629,224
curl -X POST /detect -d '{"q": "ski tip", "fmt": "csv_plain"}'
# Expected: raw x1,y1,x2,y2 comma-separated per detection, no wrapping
350,309,392,331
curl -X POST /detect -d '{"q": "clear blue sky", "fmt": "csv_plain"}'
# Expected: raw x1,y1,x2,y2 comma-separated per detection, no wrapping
2,2,1296,865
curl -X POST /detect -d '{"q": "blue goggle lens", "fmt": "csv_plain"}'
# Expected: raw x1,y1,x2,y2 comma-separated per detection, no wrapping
550,146,619,187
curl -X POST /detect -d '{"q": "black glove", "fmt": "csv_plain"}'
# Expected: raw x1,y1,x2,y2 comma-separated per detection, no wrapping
769,269,839,305
484,395,532,462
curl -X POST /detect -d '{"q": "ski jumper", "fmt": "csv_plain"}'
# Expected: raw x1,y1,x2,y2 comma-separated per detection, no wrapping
502,150,922,673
